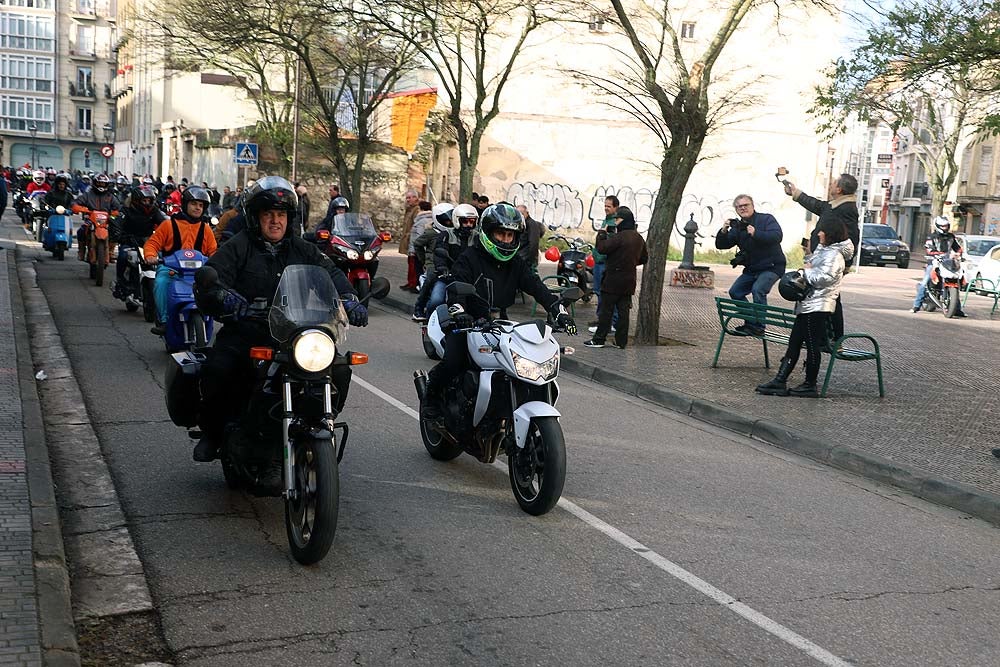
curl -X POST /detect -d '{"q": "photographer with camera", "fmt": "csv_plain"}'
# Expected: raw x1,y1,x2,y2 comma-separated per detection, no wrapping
715,194,785,335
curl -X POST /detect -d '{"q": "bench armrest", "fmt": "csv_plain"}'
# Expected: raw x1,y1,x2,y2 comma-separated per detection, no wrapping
830,332,880,355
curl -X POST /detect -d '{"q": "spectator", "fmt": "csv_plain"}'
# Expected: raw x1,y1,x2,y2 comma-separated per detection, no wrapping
515,204,544,271
221,186,235,211
589,196,628,334
397,188,421,291
295,184,311,233
409,201,435,275
584,207,647,349
715,194,785,335
316,183,343,231
784,173,860,339
207,182,222,217
475,195,490,212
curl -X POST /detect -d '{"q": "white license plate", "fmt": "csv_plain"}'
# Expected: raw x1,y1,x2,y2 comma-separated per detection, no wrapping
880,254,895,259
179,260,203,269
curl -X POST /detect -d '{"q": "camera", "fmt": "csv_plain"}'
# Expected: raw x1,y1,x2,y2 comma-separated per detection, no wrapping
730,250,749,268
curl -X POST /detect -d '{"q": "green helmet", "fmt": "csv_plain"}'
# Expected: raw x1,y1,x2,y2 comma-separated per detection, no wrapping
478,202,524,262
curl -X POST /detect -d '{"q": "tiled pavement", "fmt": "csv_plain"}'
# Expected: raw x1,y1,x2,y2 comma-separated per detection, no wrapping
0,249,41,666
373,250,1000,501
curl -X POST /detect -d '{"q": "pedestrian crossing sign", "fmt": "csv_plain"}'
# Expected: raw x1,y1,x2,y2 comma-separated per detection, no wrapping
234,142,258,166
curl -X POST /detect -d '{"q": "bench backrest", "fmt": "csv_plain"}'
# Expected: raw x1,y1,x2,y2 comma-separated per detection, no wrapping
715,297,798,329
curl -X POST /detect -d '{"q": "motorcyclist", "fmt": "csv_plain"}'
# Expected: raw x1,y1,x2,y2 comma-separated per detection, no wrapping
421,202,577,419
912,215,965,316
26,170,49,195
144,186,218,334
315,196,351,233
191,176,369,468
114,185,166,299
412,203,477,321
72,174,120,261
43,173,74,210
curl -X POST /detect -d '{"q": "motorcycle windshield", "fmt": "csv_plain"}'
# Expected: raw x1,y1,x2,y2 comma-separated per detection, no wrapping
269,265,349,344
332,213,376,242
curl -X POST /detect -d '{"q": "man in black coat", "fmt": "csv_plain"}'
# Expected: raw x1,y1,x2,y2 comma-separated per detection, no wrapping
785,173,860,339
192,176,369,466
515,204,544,270
585,208,647,349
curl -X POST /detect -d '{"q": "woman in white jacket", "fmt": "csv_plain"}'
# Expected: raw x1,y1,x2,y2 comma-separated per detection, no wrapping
756,219,855,397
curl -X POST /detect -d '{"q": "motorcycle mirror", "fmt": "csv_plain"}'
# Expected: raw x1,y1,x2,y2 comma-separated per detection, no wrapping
447,282,476,299
194,266,219,289
560,286,583,302
303,232,317,242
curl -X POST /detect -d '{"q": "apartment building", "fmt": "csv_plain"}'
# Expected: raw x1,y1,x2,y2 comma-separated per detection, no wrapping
0,0,116,171
955,137,1000,236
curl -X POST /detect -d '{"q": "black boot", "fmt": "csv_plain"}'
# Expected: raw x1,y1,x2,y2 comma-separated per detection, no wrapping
420,371,444,420
789,381,819,398
192,436,220,462
755,358,794,396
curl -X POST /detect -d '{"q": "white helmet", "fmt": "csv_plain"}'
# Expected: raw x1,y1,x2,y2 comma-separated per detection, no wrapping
453,203,479,222
32,170,45,185
432,202,455,233
933,215,951,233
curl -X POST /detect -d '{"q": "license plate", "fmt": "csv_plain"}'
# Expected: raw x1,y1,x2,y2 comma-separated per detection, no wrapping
880,254,895,259
179,260,203,269
567,276,579,283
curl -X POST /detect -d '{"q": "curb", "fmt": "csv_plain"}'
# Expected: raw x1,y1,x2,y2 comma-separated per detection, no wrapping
14,248,154,625
8,251,81,667
376,292,1000,527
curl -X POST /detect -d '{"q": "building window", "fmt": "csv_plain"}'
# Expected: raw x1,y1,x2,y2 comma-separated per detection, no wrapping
681,21,696,39
76,0,94,13
977,146,993,185
960,146,973,183
0,54,53,92
588,12,606,32
0,0,55,9
76,106,92,132
74,24,95,55
0,93,53,132
0,13,55,52
75,66,92,95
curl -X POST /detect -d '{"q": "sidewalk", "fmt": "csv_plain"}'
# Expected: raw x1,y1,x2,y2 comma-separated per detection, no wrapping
373,251,1000,523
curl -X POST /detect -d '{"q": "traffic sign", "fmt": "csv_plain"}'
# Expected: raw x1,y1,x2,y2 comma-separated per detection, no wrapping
100,144,114,158
235,142,258,166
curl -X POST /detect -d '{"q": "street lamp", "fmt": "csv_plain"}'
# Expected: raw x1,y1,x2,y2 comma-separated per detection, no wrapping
28,123,37,169
101,123,113,174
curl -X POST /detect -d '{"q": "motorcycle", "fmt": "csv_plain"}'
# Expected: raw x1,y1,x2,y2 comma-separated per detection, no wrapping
309,213,390,307
21,192,50,242
14,190,32,226
154,249,214,352
110,239,155,317
414,282,580,515
543,228,594,301
920,253,968,318
165,264,369,565
72,207,113,286
41,206,73,261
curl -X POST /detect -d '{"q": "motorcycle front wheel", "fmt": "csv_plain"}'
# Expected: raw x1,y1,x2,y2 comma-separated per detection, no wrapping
94,241,106,287
190,312,208,348
508,416,566,516
944,286,961,318
355,277,371,307
142,281,156,323
285,436,339,565
421,328,441,361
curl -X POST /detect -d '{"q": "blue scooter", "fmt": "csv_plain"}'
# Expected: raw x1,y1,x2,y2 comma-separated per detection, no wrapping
158,249,214,353
41,206,73,261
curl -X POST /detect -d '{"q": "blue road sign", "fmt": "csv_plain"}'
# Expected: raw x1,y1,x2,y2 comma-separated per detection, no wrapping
235,142,258,166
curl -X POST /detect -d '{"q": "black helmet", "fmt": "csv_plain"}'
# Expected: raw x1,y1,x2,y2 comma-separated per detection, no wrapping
477,202,524,262
131,185,157,214
778,270,810,302
331,196,350,212
181,185,211,207
54,172,70,187
242,176,298,238
92,173,111,193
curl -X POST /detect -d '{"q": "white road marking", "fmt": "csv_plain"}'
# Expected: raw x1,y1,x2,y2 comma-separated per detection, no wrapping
353,374,853,667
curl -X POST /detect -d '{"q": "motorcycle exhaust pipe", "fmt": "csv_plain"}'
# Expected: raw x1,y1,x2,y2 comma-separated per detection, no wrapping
413,371,427,401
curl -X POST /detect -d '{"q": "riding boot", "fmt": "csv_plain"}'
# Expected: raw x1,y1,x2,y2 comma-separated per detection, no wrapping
789,381,819,398
420,370,444,420
755,357,794,396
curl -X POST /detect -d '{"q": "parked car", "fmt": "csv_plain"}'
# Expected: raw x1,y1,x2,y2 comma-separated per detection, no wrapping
970,242,1000,293
957,235,1000,275
859,223,910,268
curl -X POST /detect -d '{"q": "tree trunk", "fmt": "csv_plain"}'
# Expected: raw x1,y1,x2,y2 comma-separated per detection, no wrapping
634,142,702,345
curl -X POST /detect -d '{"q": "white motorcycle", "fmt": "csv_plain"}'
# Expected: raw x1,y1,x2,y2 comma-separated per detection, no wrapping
413,282,579,515
921,252,968,318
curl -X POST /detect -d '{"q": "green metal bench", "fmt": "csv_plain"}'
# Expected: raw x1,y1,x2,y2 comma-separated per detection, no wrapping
961,275,1000,315
712,297,885,397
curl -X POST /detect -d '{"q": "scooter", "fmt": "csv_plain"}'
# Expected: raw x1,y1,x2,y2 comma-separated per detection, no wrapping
920,252,968,318
310,213,390,306
414,282,580,515
165,264,369,565
543,228,594,301
155,249,214,352
41,206,73,261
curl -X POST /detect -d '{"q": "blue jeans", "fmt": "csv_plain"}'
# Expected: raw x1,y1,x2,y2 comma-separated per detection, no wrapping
728,270,780,327
913,264,932,308
154,264,173,324
592,262,619,328
426,280,448,315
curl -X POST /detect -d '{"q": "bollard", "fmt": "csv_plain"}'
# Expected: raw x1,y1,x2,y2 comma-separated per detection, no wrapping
677,213,701,270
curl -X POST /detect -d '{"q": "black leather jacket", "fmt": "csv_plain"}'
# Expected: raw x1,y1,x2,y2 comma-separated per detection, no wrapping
120,206,166,246
450,240,559,319
925,231,961,255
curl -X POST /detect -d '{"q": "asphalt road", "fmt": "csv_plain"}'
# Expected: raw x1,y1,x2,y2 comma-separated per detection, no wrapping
10,218,1000,666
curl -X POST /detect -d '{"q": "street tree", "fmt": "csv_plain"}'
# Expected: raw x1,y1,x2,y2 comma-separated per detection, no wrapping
149,0,419,209
367,0,557,201
810,0,999,216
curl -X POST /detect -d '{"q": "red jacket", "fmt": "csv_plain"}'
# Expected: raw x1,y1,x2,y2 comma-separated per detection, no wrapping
26,182,50,194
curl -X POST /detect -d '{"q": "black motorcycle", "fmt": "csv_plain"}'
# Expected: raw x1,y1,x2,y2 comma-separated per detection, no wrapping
165,264,369,565
110,236,156,318
544,227,594,301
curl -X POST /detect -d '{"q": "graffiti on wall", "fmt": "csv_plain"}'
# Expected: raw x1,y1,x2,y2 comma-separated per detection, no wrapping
506,182,585,230
588,186,656,233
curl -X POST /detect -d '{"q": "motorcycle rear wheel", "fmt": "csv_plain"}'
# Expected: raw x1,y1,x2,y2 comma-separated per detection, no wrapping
190,312,208,348
125,300,139,313
142,281,156,323
508,416,566,516
285,437,339,565
94,241,106,287
53,248,64,261
221,457,243,490
944,286,961,318
420,412,463,461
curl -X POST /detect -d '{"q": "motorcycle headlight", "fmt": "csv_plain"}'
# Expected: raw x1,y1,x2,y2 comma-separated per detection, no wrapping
346,249,360,260
363,250,374,261
292,330,336,372
511,351,559,382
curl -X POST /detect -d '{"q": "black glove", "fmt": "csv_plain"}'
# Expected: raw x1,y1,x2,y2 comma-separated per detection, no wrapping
437,273,454,284
555,312,577,335
344,298,368,327
222,290,249,320
453,313,474,330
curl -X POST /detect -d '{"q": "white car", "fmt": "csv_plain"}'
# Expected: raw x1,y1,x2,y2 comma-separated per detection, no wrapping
970,241,1000,293
957,235,1000,275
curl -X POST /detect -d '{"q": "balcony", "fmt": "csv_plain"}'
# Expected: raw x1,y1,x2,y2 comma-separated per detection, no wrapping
68,82,96,99
909,181,929,199
69,127,93,138
68,46,97,60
